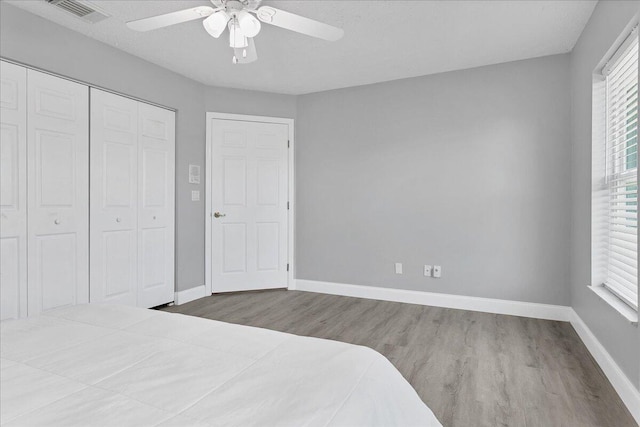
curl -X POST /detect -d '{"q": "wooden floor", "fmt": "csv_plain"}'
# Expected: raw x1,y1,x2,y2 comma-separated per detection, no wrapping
163,289,637,427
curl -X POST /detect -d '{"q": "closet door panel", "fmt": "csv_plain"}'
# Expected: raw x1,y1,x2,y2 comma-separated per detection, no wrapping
90,89,138,306
137,103,175,308
27,70,89,315
0,61,27,320
37,234,77,310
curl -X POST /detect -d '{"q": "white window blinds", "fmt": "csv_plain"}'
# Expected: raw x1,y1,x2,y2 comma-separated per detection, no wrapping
602,29,639,310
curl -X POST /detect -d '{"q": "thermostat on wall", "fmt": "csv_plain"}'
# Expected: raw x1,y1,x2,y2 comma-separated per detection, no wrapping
189,164,200,184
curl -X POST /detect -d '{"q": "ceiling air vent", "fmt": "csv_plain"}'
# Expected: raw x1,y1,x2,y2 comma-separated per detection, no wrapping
46,0,110,23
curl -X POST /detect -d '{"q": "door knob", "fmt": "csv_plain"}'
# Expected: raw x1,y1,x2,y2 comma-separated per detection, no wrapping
116,217,122,223
213,212,226,218
54,219,60,225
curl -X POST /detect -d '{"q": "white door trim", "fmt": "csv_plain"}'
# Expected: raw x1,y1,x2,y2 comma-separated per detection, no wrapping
205,112,295,296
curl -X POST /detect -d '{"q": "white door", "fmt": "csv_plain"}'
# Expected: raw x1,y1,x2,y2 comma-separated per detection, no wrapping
90,89,138,306
0,61,27,320
210,119,289,292
27,70,89,315
137,102,175,308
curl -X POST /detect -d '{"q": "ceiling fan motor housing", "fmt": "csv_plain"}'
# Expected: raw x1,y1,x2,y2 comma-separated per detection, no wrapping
215,0,262,12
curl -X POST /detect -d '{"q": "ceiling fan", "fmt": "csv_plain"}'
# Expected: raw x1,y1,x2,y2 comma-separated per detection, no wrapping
126,0,344,64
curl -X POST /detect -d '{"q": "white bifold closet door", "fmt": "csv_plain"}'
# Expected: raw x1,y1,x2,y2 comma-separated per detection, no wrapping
90,89,174,308
27,69,89,315
90,90,138,306
137,102,175,308
0,61,27,320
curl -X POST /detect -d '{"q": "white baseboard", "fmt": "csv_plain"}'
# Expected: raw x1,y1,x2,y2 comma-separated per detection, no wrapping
295,279,572,321
569,310,640,424
294,279,639,423
174,285,207,305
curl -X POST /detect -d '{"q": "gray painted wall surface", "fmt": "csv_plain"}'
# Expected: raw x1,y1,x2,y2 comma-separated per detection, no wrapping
205,86,296,119
296,55,572,305
569,0,640,390
0,3,296,292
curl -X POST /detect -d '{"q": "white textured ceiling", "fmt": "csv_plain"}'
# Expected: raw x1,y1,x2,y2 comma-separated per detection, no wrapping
6,0,597,94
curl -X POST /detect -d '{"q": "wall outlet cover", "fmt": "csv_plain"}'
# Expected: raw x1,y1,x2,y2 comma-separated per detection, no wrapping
395,263,403,274
424,265,433,277
191,190,200,201
433,265,442,278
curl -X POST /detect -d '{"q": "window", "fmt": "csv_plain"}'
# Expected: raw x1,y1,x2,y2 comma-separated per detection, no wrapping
593,27,639,312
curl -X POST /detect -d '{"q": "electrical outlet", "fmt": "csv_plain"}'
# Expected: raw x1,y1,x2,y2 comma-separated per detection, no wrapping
424,265,432,277
395,263,403,274
433,265,442,278
191,190,200,202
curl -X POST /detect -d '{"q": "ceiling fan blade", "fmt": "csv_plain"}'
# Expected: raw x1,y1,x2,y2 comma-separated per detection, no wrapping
127,6,215,32
255,6,344,41
234,38,258,64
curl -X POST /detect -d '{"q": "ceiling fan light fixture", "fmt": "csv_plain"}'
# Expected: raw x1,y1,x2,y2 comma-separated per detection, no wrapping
237,10,261,38
203,10,230,38
228,18,248,49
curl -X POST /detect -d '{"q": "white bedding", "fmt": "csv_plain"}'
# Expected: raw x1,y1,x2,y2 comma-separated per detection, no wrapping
0,304,441,427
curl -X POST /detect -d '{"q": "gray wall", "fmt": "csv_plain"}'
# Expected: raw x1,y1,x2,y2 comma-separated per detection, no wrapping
296,54,572,305
569,0,640,390
0,2,296,292
205,86,296,119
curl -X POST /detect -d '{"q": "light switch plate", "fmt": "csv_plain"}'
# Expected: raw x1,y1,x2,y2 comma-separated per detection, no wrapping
191,190,200,201
395,263,403,274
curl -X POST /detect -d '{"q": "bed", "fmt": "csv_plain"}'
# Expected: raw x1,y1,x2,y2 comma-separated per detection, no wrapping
1,304,441,427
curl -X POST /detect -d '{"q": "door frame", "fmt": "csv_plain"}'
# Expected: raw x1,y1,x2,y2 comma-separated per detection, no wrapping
205,112,295,295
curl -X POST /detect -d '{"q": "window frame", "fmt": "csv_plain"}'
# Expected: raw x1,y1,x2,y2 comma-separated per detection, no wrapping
591,25,639,323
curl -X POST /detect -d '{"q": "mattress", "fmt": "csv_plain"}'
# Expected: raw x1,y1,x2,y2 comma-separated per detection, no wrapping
1,304,441,427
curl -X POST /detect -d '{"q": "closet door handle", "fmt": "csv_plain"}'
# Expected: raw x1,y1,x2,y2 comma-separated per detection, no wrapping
116,217,122,223
54,219,60,225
